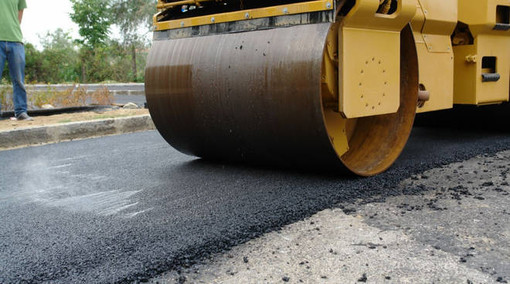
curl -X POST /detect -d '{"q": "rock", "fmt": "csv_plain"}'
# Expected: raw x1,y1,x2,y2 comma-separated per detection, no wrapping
358,273,368,282
41,104,55,109
123,102,139,109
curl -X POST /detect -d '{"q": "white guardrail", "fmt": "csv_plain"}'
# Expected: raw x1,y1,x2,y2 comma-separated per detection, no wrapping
24,83,146,96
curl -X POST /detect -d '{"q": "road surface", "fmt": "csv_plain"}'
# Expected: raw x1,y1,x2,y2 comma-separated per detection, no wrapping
0,114,509,283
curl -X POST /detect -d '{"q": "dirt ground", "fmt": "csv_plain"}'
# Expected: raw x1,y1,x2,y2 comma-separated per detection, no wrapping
0,108,149,132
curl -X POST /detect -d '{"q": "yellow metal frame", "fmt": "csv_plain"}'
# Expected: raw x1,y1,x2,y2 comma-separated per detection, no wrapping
453,0,510,105
412,0,457,113
339,0,416,118
157,0,210,10
154,0,334,31
321,23,350,156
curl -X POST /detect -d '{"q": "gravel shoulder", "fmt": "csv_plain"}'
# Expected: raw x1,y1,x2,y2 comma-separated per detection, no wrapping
154,150,510,284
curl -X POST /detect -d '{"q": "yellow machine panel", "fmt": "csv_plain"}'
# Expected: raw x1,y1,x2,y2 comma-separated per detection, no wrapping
412,0,457,113
453,0,510,105
339,0,416,118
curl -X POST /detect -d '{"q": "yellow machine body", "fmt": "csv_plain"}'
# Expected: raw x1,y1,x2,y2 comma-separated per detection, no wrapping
339,0,416,118
146,0,510,176
411,0,457,113
453,0,510,105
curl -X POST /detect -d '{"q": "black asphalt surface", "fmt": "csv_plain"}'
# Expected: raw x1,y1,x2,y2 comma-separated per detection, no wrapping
1,107,510,283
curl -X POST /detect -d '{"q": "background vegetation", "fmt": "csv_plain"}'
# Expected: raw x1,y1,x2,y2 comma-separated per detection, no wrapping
1,0,155,84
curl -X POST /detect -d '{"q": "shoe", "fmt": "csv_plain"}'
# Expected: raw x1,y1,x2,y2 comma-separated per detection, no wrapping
15,112,34,121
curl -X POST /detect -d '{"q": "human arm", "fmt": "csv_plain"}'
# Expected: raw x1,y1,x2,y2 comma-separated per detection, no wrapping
18,9,24,24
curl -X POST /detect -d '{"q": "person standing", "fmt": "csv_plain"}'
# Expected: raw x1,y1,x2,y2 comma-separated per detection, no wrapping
0,0,33,120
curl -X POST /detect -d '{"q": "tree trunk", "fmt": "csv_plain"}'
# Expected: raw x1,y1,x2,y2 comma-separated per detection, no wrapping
131,44,137,82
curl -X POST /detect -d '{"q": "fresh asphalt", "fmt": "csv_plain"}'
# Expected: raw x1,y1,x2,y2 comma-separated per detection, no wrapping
0,108,510,283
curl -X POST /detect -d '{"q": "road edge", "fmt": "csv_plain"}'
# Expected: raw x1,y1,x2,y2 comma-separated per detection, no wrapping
0,114,155,151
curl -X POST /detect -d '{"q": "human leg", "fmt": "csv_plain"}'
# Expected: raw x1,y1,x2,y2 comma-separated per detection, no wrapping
6,41,28,117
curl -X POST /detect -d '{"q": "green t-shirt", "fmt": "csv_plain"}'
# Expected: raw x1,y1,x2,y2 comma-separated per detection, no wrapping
0,0,27,42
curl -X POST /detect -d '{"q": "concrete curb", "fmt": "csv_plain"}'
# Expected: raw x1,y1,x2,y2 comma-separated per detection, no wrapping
0,114,155,150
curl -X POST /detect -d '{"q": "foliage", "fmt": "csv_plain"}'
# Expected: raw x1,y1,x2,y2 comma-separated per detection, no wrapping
76,41,148,83
70,0,112,49
100,41,148,82
90,86,114,105
21,31,81,84
0,85,14,111
111,0,155,40
20,31,149,84
1,85,114,111
68,0,153,83
110,0,155,81
39,29,81,83
24,43,44,83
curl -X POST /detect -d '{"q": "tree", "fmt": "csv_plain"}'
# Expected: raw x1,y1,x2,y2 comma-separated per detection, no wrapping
39,29,80,83
70,0,112,49
110,0,155,81
65,0,153,83
70,0,112,82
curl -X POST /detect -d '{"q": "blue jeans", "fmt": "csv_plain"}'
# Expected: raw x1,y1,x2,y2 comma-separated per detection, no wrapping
0,41,27,116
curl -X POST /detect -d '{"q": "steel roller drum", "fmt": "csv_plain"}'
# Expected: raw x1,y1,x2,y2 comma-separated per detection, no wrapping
145,23,418,174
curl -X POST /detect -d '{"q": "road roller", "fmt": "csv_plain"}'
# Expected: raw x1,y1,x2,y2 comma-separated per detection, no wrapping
145,0,510,176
